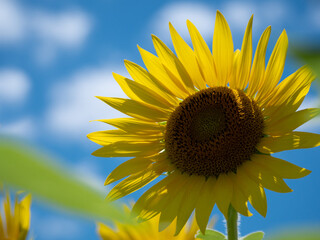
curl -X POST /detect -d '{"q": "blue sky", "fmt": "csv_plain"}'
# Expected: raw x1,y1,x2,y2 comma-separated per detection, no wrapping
0,0,320,239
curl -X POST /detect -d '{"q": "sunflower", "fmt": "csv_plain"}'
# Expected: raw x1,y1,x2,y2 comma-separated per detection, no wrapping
0,190,32,240
97,206,201,240
88,11,320,235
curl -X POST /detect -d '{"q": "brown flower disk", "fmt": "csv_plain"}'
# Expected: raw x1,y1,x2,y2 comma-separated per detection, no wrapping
165,86,264,177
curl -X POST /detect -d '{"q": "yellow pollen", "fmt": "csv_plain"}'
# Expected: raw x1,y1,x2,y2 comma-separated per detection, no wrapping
165,86,264,177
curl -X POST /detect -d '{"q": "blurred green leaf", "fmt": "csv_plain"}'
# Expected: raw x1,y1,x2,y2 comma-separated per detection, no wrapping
0,139,128,223
241,231,264,240
292,48,320,79
196,229,226,240
266,230,320,240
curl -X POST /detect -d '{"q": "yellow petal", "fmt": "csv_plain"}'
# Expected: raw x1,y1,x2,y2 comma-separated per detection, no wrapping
252,154,311,179
262,66,315,121
132,172,180,220
159,174,189,232
138,46,188,99
97,96,170,122
19,194,32,239
195,177,216,234
113,72,175,110
88,130,162,146
92,141,163,157
229,49,241,88
151,35,195,95
212,11,234,87
107,164,163,201
242,161,292,193
4,192,12,235
12,196,20,238
236,168,267,217
233,15,253,90
0,207,4,240
169,23,206,90
187,20,216,87
97,222,119,240
97,118,165,134
0,216,4,240
215,173,233,219
230,173,252,217
105,157,153,185
175,175,205,236
257,132,320,154
247,26,271,98
124,60,179,106
257,29,288,101
265,108,320,135
182,215,200,240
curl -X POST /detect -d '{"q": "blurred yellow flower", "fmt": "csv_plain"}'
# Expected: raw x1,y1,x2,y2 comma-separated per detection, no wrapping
0,191,32,240
98,213,200,240
88,10,319,234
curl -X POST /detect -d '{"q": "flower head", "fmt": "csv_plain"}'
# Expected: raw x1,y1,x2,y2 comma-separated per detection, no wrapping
0,190,32,240
88,11,319,234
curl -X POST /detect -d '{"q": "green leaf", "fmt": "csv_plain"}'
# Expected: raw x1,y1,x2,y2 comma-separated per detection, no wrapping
292,48,320,79
0,138,129,223
267,230,320,240
196,229,227,240
241,231,264,240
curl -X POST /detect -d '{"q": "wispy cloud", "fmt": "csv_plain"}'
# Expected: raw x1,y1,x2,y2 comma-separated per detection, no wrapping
150,1,289,48
31,10,92,65
0,117,35,139
150,2,215,43
0,0,92,64
0,0,25,44
0,68,34,139
221,1,287,32
0,68,30,104
31,11,91,49
307,2,320,30
45,66,126,141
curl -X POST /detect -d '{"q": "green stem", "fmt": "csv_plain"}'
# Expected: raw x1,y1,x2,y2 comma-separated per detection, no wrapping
227,205,238,240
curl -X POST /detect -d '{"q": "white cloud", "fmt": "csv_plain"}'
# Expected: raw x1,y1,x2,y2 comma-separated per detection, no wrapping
308,3,320,30
31,10,92,65
45,66,126,140
0,117,35,139
31,10,92,49
0,1,92,64
150,1,288,46
0,68,30,104
0,0,25,43
221,1,287,32
222,2,256,31
151,2,215,42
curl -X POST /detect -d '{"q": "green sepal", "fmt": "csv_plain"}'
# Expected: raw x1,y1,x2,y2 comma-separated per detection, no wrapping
196,229,227,240
240,231,264,240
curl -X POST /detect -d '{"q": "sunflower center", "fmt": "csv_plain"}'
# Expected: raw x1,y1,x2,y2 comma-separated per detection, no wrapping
165,86,264,177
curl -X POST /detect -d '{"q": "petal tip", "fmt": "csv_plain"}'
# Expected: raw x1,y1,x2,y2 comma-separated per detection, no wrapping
304,169,312,176
186,19,193,26
104,177,111,186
